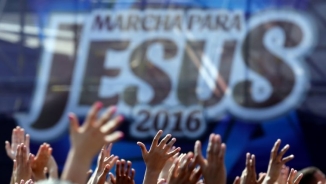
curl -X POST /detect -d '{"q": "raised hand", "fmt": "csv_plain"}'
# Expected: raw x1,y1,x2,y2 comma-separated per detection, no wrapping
5,126,30,160
263,139,294,184
61,102,123,184
15,144,34,183
137,130,180,184
240,153,266,184
109,160,135,184
88,144,118,184
195,134,227,184
170,153,192,176
168,156,202,184
69,103,123,159
31,143,52,181
286,169,303,184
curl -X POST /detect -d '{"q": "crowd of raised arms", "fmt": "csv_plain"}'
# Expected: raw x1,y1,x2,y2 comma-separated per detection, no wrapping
4,102,325,184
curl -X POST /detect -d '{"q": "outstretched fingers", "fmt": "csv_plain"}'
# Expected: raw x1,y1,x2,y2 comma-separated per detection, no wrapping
277,145,290,160
137,142,148,158
167,146,181,157
131,168,135,181
85,102,103,128
68,113,79,134
194,141,205,166
98,106,117,127
100,116,124,134
245,153,251,171
287,168,303,184
270,139,281,159
116,160,121,177
158,134,172,148
152,130,163,147
104,131,124,144
206,134,215,161
251,154,256,176
126,161,131,176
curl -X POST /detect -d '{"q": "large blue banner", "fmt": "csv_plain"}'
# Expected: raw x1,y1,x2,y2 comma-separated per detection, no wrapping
0,0,326,183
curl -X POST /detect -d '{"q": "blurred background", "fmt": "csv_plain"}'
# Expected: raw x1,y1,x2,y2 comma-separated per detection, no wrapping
1,0,326,183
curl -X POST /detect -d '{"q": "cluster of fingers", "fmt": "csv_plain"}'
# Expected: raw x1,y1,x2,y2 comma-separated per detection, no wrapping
38,143,52,156
272,140,294,163
115,160,135,179
89,102,122,131
101,144,113,157
170,156,202,182
207,134,225,157
156,132,178,151
287,168,303,184
12,127,29,142
31,143,53,172
104,155,118,165
15,144,33,163
245,153,256,170
5,126,30,160
18,179,34,184
100,145,118,170
168,153,189,173
69,102,123,134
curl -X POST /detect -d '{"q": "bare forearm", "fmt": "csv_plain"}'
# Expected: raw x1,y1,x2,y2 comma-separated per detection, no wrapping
61,149,92,184
10,173,15,184
49,168,58,179
143,169,160,184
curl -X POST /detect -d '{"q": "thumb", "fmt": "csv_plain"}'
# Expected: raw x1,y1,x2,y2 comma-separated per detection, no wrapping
86,169,94,183
99,164,111,184
28,154,34,165
194,140,205,166
157,178,167,184
233,176,240,184
109,172,116,184
68,113,79,134
257,173,266,184
137,142,147,158
5,141,12,157
87,169,93,176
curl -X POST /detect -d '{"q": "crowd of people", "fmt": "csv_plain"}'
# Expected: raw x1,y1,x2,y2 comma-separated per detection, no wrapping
4,102,326,184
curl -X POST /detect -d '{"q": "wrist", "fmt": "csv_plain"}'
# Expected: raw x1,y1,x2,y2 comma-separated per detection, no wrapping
143,169,161,184
61,148,93,184
68,148,93,164
145,168,161,175
262,176,275,184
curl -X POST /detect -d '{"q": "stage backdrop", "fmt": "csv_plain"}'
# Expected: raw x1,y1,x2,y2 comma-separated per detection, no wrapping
1,0,326,183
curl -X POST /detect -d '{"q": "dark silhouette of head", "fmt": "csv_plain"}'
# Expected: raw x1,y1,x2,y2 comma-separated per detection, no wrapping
299,167,326,184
